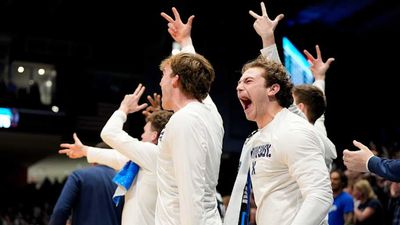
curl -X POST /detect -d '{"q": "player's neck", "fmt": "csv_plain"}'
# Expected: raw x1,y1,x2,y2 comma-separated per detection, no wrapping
171,92,199,112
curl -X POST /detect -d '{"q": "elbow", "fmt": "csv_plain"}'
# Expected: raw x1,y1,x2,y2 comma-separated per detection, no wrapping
310,189,333,211
100,127,115,145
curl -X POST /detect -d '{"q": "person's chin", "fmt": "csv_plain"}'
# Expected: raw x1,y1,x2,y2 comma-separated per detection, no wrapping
244,112,255,122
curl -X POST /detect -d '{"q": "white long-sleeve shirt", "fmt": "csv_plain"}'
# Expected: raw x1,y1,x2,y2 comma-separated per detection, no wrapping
261,44,337,170
155,96,224,225
248,108,333,225
86,110,158,225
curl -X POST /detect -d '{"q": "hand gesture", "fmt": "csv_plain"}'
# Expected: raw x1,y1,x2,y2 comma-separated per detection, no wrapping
59,133,87,159
343,140,374,172
119,83,148,115
142,93,162,118
161,7,195,47
249,2,284,46
303,45,335,80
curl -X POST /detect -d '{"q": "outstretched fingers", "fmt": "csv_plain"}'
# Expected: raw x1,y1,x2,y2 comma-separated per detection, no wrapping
273,14,284,23
171,7,182,22
249,10,262,19
161,12,175,23
303,49,316,62
133,83,146,99
186,15,195,26
73,132,82,145
261,2,268,17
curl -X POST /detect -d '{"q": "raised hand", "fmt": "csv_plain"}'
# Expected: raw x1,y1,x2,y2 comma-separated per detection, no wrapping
142,93,162,118
249,1,284,47
119,83,148,115
303,45,335,80
59,133,87,159
161,7,194,47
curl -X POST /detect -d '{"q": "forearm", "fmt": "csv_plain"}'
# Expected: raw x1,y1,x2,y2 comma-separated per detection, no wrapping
180,37,194,51
368,156,400,182
354,207,363,221
181,43,195,54
313,79,325,94
291,192,332,225
86,147,127,170
286,131,333,225
101,110,158,170
344,213,354,225
260,44,282,64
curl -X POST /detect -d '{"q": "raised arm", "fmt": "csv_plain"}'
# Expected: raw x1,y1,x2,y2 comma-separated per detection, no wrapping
58,133,128,170
160,6,221,111
161,7,195,52
101,83,159,171
250,1,284,63
303,44,335,94
250,1,284,48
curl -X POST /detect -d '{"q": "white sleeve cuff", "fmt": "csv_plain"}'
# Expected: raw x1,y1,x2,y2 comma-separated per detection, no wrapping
181,45,196,54
366,155,374,172
260,44,282,64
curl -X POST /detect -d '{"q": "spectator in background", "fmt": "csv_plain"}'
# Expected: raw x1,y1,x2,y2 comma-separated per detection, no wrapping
388,182,400,225
353,179,384,225
48,159,123,225
343,169,365,196
329,169,354,225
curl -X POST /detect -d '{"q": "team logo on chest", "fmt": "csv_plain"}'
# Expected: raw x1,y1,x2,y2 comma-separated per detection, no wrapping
250,143,272,159
250,143,272,175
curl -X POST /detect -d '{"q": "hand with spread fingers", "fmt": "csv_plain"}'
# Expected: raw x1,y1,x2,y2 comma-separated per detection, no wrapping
119,83,148,115
249,1,284,47
161,7,194,48
142,93,162,118
59,133,88,159
303,45,335,81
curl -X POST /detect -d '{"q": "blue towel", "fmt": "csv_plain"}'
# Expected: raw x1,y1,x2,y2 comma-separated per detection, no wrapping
112,161,140,206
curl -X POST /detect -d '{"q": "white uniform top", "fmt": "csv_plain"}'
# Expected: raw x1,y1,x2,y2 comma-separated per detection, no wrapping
87,110,158,225
155,96,224,225
247,108,332,225
261,44,337,171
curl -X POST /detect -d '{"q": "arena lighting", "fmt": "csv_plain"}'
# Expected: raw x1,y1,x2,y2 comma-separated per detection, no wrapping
282,36,314,85
10,61,57,105
0,107,19,128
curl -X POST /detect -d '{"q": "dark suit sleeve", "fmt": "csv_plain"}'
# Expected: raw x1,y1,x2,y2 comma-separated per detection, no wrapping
49,172,81,225
368,156,400,182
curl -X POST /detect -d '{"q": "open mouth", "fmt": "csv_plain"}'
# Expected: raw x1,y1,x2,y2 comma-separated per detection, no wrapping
240,97,252,111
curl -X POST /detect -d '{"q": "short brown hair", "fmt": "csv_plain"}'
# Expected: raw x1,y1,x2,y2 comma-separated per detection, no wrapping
241,56,293,108
160,53,215,101
146,110,173,135
292,85,326,124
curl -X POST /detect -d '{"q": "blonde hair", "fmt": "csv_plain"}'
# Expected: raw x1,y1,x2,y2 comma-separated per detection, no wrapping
354,179,377,200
